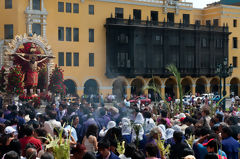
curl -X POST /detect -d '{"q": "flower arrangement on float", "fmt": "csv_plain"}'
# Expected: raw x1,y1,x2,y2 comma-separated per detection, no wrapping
7,65,24,96
49,65,66,97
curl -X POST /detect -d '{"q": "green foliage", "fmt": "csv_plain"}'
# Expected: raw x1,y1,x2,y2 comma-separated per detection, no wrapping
45,126,71,159
166,64,183,112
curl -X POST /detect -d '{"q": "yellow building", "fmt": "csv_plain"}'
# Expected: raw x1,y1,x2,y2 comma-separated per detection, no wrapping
1,0,240,100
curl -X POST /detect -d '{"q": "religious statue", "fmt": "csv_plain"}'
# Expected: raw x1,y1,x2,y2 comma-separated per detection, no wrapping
12,42,53,94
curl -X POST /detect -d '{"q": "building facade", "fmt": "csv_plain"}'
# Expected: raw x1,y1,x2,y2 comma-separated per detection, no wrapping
1,0,240,99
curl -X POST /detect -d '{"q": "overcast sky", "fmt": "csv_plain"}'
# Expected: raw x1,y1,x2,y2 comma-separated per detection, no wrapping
185,0,219,8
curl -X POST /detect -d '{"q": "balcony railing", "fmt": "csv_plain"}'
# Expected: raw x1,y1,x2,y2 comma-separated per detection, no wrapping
106,18,229,32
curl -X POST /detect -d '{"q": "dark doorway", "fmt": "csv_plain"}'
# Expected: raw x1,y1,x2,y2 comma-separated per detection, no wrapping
64,79,77,96
84,79,99,95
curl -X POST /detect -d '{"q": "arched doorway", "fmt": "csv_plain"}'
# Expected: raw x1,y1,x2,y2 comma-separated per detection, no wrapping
165,78,177,98
210,78,220,95
84,79,99,95
148,78,161,101
196,78,207,94
131,78,144,96
230,78,240,96
112,79,127,101
181,78,192,95
64,79,77,96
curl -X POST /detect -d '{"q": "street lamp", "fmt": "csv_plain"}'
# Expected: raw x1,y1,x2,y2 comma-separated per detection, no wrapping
216,58,233,110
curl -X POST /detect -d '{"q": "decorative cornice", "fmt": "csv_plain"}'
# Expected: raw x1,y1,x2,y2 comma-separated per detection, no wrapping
95,0,192,11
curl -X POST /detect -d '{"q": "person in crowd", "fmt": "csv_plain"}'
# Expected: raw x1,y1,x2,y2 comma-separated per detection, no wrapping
99,121,116,137
121,117,132,143
2,151,19,159
203,139,227,159
82,124,98,153
25,147,38,159
169,131,192,159
145,143,160,159
40,152,54,159
72,143,87,159
43,110,61,136
97,140,120,159
19,125,42,156
221,126,239,159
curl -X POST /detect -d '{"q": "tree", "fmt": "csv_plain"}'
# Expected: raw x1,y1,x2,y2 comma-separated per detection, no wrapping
49,65,66,96
7,65,24,95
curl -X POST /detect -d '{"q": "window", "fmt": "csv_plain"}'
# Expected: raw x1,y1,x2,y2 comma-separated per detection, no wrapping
32,23,41,35
151,11,158,21
115,8,123,19
89,29,94,42
133,9,141,20
33,0,40,10
213,19,219,26
58,27,64,41
73,3,79,13
167,13,174,24
201,38,209,48
155,35,163,45
74,53,79,66
195,20,201,25
215,39,223,48
5,0,12,9
58,2,64,12
233,37,238,48
66,52,72,66
58,52,64,66
183,14,190,25
117,52,129,67
117,33,128,44
233,57,237,67
206,20,211,26
4,24,13,39
66,3,71,13
89,5,94,15
73,28,79,42
66,27,72,41
89,53,94,67
233,19,237,27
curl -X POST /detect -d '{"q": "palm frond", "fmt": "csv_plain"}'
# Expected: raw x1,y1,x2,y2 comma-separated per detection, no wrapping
166,64,183,112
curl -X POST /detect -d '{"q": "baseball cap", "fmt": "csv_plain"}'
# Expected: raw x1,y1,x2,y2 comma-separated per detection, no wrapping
4,126,16,135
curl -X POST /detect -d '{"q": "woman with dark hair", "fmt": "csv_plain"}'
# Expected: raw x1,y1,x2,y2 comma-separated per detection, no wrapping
82,124,98,153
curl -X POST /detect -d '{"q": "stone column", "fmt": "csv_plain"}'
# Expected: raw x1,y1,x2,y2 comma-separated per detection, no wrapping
161,84,165,99
206,83,211,93
126,85,131,100
144,88,148,97
77,87,84,97
226,84,231,97
192,84,196,95
42,16,47,38
30,0,33,10
41,0,44,11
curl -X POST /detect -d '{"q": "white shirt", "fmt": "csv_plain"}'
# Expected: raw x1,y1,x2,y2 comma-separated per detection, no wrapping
44,119,61,136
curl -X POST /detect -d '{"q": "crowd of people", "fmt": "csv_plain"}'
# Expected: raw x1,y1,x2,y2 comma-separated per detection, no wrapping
0,95,239,159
